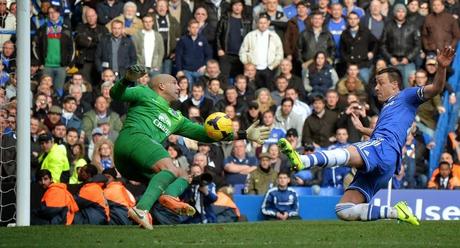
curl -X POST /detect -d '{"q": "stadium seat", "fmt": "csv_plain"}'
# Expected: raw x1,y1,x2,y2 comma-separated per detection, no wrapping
233,184,245,195
318,187,344,196
290,186,313,196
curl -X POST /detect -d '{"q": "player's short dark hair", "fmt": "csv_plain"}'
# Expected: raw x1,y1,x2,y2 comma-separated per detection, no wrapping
377,67,403,90
36,169,52,181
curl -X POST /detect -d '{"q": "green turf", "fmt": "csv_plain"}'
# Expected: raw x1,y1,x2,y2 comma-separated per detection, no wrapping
1,221,459,247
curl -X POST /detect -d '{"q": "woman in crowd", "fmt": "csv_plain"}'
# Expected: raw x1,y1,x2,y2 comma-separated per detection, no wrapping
166,143,190,172
304,52,338,98
91,138,115,172
255,88,276,114
178,76,190,103
69,142,88,184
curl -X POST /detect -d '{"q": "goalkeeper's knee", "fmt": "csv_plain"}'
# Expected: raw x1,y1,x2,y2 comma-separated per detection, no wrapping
335,203,369,221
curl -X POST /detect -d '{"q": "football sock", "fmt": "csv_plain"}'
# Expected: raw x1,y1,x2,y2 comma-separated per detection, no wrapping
136,170,176,210
300,148,350,169
368,204,398,220
164,177,190,197
336,203,398,221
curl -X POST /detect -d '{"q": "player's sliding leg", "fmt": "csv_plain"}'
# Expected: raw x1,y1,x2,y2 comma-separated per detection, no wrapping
159,168,196,216
129,168,177,230
335,190,419,225
129,159,195,229
335,202,419,225
278,138,352,171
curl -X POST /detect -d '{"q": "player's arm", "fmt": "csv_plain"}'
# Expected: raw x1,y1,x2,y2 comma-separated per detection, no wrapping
174,117,217,143
350,113,373,137
110,64,147,101
287,192,299,217
175,118,271,144
423,47,455,99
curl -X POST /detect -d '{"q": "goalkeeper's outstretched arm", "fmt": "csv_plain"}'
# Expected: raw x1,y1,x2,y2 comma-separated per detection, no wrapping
110,65,148,101
175,118,270,144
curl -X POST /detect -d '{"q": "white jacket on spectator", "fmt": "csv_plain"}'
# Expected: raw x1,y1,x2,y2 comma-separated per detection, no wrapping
0,12,15,52
274,107,305,143
239,29,283,70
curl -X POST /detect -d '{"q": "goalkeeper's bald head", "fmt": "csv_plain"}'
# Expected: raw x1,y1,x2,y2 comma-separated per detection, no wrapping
149,74,177,90
149,74,180,103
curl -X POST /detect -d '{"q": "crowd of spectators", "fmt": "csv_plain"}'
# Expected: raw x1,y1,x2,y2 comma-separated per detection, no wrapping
1,0,460,225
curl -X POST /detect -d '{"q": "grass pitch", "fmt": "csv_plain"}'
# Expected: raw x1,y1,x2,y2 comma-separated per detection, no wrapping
1,220,459,247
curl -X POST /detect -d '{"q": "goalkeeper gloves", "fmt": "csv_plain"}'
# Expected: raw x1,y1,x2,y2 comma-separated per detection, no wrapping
245,120,271,145
124,64,147,83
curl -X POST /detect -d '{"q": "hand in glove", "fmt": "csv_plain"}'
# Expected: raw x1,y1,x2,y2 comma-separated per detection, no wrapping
125,64,147,83
246,120,271,145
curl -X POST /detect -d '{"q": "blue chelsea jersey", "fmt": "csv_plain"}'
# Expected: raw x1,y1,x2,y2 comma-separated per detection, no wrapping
371,87,426,153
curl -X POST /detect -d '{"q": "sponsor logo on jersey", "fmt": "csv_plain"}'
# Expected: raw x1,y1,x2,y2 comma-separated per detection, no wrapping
158,113,171,127
153,113,172,135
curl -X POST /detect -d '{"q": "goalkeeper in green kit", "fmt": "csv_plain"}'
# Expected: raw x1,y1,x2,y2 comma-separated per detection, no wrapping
110,65,270,229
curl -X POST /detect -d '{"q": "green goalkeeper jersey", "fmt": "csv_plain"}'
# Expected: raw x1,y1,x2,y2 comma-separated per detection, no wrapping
110,80,215,144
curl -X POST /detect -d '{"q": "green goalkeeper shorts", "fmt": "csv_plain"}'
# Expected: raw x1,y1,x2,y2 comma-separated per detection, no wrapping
114,129,170,182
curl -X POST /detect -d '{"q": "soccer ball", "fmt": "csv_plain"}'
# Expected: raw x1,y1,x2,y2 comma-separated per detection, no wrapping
204,112,234,141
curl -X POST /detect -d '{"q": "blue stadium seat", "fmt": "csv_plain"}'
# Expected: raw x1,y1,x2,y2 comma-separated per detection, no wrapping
233,184,245,195
319,187,344,196
290,186,312,196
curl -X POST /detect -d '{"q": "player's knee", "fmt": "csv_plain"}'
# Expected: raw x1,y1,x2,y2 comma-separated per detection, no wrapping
153,160,182,177
162,164,188,178
335,203,358,221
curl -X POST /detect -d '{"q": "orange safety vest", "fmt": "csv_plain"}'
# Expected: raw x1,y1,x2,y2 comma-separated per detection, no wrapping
431,164,460,182
79,182,110,221
428,176,460,190
213,192,240,217
103,181,136,208
41,183,79,225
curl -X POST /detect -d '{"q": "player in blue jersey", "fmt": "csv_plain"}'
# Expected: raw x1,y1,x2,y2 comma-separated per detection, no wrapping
278,47,455,225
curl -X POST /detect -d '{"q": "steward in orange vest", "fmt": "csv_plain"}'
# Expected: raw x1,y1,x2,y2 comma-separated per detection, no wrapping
102,168,136,225
73,164,110,225
31,169,79,225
